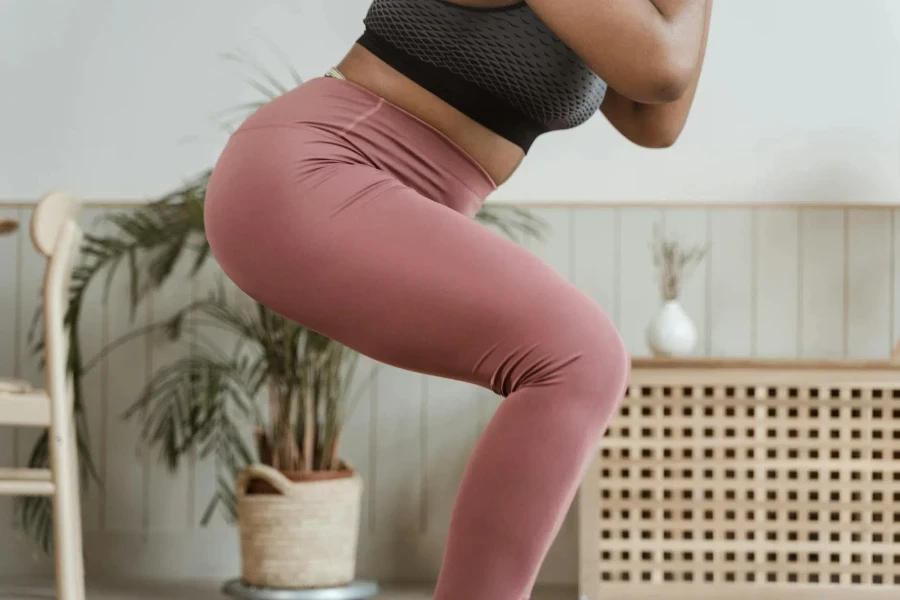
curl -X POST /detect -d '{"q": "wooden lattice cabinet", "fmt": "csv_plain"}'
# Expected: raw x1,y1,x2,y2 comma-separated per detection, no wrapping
579,358,900,600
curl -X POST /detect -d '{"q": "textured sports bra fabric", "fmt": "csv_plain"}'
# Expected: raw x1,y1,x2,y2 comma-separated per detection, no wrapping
357,0,608,152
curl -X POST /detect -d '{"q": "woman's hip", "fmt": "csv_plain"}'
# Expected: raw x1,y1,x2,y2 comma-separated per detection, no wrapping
222,76,496,216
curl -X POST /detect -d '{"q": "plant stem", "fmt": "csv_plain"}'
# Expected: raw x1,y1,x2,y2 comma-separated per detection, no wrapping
327,431,341,471
267,379,280,470
302,367,314,474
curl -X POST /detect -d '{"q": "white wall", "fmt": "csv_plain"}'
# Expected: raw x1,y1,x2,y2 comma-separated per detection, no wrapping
2,0,900,204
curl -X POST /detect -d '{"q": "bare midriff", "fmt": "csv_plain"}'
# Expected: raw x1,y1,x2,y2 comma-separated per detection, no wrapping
336,42,525,187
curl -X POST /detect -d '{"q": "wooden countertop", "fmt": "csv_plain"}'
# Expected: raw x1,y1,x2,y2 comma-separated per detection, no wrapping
631,356,900,370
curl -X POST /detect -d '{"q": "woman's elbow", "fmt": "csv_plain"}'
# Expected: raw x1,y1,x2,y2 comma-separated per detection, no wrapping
648,67,693,104
643,129,682,149
607,68,688,105
644,47,695,103
617,35,696,103
630,122,685,149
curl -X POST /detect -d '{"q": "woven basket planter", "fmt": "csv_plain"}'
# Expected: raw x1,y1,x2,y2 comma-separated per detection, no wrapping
237,464,363,589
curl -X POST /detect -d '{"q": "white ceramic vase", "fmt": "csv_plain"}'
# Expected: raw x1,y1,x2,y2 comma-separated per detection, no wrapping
647,300,697,357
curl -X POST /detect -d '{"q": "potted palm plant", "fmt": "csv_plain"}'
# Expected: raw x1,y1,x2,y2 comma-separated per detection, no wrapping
124,273,369,588
15,52,548,587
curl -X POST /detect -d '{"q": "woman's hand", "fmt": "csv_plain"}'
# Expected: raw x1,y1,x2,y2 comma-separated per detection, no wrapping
527,0,710,103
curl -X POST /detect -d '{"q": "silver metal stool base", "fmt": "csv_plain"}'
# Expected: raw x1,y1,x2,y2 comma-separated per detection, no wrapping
222,579,380,600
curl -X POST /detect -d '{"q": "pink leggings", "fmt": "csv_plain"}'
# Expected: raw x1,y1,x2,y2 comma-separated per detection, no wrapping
205,77,629,599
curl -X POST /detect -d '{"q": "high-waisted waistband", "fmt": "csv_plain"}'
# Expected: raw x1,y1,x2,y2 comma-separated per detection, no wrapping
234,76,497,216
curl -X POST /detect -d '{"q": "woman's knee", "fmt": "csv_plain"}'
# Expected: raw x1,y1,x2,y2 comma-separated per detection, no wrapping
527,297,631,422
568,305,630,397
517,292,631,399
499,305,629,451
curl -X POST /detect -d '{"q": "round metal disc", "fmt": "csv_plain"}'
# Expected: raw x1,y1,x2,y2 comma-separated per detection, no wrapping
222,579,380,600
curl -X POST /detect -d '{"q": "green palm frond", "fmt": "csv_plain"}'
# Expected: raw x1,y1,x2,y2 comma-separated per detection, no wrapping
222,49,291,99
474,203,548,243
14,435,53,553
215,47,302,131
122,351,258,473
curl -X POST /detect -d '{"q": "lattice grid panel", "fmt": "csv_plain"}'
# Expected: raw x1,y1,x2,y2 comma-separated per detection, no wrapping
583,372,900,595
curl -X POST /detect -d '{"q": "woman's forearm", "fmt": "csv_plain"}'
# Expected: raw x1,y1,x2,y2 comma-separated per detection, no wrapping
527,0,709,102
601,0,712,148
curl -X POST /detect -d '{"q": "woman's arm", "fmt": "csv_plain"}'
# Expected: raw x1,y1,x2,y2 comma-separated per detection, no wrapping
601,0,712,148
527,0,709,103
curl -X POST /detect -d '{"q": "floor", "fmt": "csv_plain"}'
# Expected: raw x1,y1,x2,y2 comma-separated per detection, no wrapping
2,580,898,600
0,580,576,600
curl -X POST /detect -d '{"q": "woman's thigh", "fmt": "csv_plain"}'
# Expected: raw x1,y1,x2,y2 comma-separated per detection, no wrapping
205,127,613,390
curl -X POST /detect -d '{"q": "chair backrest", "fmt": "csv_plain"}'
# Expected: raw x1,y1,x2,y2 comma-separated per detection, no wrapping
30,191,83,422
31,191,82,258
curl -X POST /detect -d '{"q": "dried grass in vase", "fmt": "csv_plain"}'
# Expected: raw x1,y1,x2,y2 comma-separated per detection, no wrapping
651,223,709,301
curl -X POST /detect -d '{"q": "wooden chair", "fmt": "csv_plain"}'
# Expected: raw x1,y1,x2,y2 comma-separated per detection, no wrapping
0,191,85,600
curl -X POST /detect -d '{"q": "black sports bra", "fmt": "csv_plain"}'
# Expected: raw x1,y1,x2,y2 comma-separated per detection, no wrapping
357,0,608,152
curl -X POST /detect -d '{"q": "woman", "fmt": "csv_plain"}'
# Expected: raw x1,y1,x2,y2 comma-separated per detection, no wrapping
205,0,712,598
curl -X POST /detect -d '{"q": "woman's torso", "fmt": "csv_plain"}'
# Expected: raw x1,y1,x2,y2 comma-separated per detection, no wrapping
336,0,607,186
